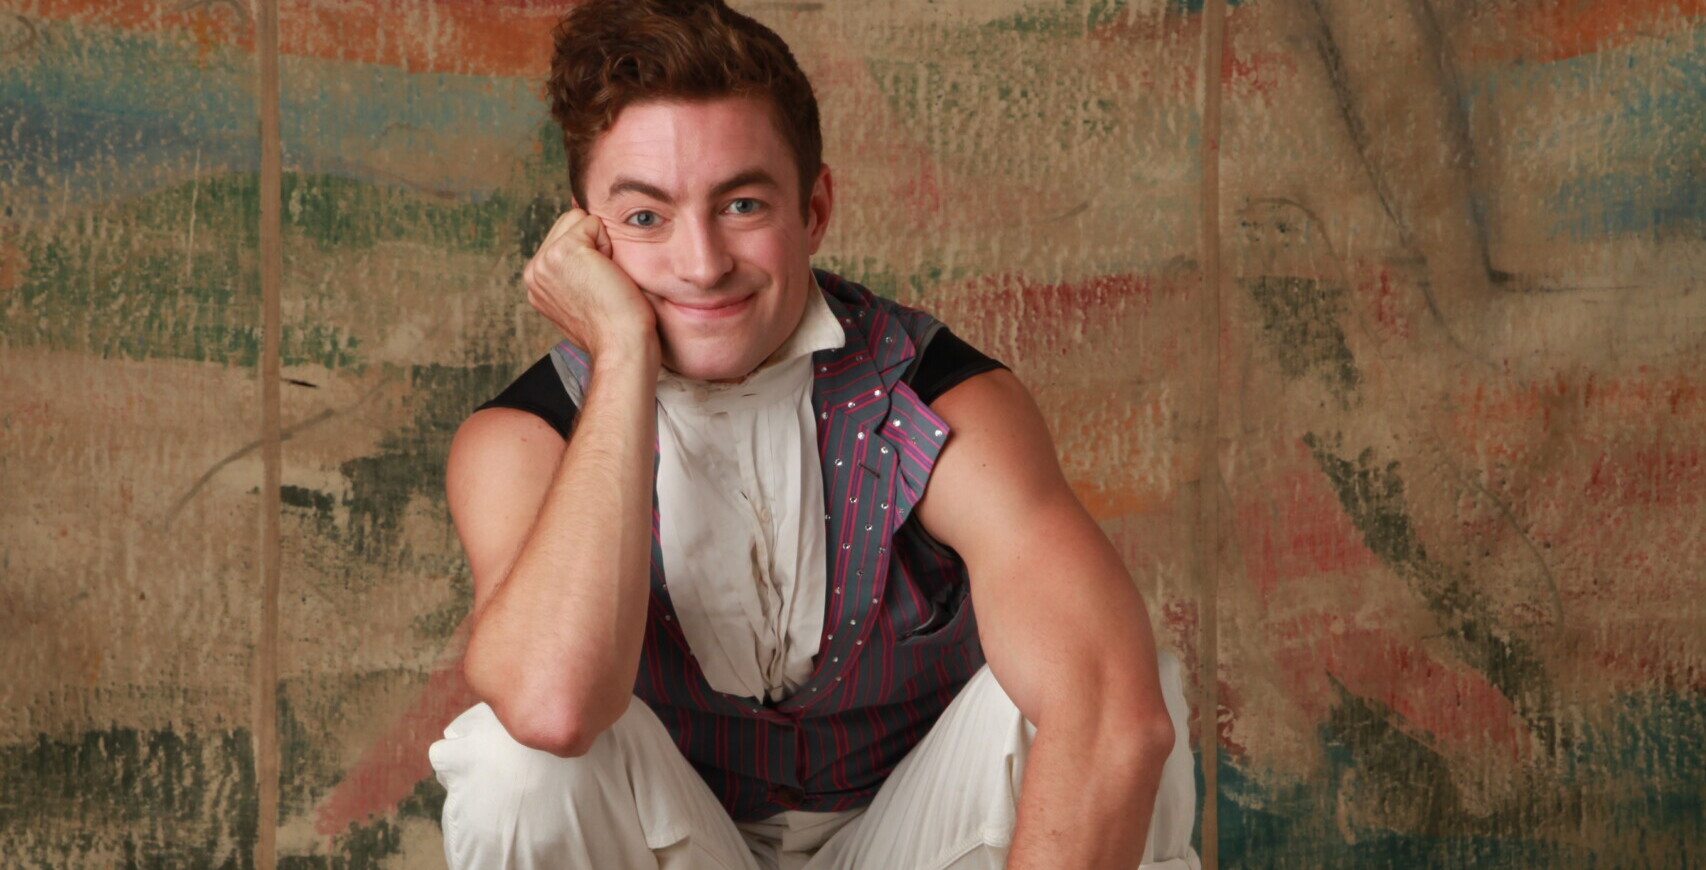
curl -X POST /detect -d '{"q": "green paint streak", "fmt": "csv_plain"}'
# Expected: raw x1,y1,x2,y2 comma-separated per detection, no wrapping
971,0,1247,35
1303,433,1552,726
1219,691,1706,868
281,485,336,515
813,255,962,303
1242,276,1361,406
4,119,571,370
277,363,497,641
276,674,447,867
276,688,327,821
1322,676,1463,836
869,56,1121,159
6,173,259,366
3,173,365,369
517,189,576,262
339,363,515,556
1561,692,1706,840
277,778,444,869
977,0,1129,35
411,587,473,641
0,727,258,868
285,472,472,645
864,4,1130,181
281,173,521,255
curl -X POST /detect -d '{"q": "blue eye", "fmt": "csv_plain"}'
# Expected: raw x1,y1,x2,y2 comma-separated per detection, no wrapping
626,211,661,228
727,198,760,215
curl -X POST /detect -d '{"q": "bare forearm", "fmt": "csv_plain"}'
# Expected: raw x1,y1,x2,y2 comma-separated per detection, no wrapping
1006,708,1173,870
464,353,657,753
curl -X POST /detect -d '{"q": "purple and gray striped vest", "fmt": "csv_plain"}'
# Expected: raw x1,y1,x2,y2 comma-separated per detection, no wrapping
549,270,986,820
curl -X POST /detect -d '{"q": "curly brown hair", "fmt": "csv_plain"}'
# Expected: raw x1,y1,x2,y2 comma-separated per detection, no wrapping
545,0,823,214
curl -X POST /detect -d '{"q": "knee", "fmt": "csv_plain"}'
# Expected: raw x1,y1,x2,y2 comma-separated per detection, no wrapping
429,699,665,831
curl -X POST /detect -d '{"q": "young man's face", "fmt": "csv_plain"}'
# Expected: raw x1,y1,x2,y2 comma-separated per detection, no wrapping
580,96,832,382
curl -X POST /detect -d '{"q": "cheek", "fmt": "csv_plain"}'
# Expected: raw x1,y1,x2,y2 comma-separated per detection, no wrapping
609,243,670,290
731,227,805,275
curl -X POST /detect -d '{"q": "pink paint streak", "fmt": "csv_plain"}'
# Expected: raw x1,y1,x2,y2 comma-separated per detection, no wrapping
313,643,477,837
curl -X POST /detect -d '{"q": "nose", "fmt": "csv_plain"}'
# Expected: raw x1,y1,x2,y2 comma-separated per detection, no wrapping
672,214,735,290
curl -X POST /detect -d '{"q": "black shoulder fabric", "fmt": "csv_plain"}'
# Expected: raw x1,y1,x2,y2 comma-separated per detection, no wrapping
907,327,1008,404
474,354,578,438
476,327,1001,438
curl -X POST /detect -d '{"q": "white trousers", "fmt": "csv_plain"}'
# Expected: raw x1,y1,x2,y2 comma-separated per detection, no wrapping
429,653,1201,870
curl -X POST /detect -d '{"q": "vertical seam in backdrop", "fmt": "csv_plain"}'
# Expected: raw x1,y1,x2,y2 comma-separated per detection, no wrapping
255,0,283,866
1197,1,1227,867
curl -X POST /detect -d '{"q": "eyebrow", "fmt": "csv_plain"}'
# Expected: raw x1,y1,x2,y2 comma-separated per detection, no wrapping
605,168,782,204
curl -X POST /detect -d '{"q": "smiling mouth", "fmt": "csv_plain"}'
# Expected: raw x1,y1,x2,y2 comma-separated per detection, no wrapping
667,294,754,319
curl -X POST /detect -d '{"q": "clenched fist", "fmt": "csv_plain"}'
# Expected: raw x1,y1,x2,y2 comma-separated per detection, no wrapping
522,208,659,370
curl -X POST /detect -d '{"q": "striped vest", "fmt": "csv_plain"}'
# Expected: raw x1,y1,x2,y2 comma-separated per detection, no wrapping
550,270,985,820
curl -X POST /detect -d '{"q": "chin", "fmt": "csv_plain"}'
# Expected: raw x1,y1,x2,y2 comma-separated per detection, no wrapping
661,343,764,382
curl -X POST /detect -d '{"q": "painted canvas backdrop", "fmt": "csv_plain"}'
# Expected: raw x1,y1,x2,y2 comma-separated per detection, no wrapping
2,0,1701,866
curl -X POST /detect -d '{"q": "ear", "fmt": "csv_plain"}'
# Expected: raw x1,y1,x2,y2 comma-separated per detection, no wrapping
806,164,834,255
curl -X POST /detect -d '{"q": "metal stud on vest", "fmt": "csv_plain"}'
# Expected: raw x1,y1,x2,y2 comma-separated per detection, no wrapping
550,271,984,820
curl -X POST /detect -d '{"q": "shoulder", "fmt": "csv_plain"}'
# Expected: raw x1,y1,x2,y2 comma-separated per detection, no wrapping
915,367,1071,552
443,406,568,615
929,367,1048,467
814,269,1006,396
476,354,580,439
446,407,565,510
814,268,942,339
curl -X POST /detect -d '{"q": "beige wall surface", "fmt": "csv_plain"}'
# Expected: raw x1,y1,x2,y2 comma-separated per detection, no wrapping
1,0,1701,866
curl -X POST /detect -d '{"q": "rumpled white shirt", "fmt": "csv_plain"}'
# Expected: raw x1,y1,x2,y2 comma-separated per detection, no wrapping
652,285,846,703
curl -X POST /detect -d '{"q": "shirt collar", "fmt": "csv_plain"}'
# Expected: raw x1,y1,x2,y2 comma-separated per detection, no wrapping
656,273,846,412
763,273,847,366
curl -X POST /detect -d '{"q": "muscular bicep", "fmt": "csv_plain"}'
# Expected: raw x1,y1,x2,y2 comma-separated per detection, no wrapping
915,369,1163,726
445,407,567,619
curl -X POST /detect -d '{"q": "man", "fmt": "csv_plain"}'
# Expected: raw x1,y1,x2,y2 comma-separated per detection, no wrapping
429,1,1200,868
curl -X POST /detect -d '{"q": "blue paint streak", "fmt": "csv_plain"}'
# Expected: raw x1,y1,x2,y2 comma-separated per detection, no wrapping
1550,167,1706,240
0,22,259,210
1464,30,1706,239
1,18,542,207
1217,760,1611,869
278,56,543,197
1216,691,1705,868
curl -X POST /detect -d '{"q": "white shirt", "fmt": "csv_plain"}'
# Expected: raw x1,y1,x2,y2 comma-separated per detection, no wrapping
651,285,846,703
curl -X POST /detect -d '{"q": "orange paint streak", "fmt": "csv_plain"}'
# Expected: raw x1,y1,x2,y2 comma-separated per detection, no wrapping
279,0,559,77
1585,446,1706,507
1463,0,1706,65
1233,464,1382,600
35,0,1706,79
1362,266,1414,341
26,0,229,39
930,272,1163,364
1070,476,1156,520
1221,48,1293,100
1440,368,1706,476
1090,5,1289,100
1586,622,1706,693
890,146,944,225
314,635,477,836
0,240,28,293
1270,617,1526,760
1322,627,1527,758
28,0,562,76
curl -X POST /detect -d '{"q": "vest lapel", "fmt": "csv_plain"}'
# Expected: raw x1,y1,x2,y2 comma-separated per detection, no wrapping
781,282,922,710
550,273,953,713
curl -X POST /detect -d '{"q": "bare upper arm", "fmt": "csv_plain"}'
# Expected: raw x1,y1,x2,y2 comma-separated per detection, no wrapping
445,407,567,619
914,369,1164,725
